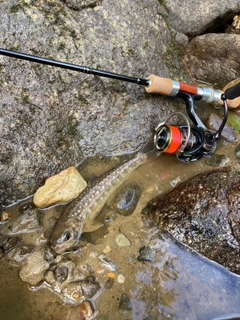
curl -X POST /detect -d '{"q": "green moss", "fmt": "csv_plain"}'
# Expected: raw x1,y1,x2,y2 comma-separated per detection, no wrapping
8,44,20,52
67,115,80,137
225,111,240,131
58,42,66,51
22,94,30,105
10,0,30,13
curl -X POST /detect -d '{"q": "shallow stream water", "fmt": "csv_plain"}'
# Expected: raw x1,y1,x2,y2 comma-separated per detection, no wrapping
1,130,240,320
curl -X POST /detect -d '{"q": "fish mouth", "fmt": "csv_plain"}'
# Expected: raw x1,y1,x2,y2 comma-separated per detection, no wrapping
50,244,64,255
51,238,77,255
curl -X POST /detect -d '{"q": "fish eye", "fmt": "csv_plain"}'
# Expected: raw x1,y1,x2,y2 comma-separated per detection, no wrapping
62,230,72,242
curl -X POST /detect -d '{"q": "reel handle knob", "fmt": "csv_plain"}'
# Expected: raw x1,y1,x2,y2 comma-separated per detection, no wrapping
225,81,240,100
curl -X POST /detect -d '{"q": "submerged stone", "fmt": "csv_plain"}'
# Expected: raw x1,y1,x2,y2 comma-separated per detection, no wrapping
205,153,229,167
137,245,155,262
5,244,35,266
112,181,142,216
116,233,131,247
235,144,240,158
19,249,49,285
119,293,132,311
142,167,240,274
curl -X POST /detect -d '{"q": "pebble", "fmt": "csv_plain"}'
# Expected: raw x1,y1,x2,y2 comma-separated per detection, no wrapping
102,245,111,254
0,211,10,223
19,249,49,285
104,277,114,289
119,293,132,311
205,154,229,167
5,244,35,266
137,246,155,262
107,272,115,278
117,274,125,284
206,113,236,142
235,144,240,158
98,254,118,272
116,233,131,247
95,267,105,274
78,300,98,320
33,166,87,208
2,237,20,252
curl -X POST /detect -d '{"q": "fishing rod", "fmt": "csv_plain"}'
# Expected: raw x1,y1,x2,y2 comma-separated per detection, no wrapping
0,47,240,163
1,47,239,105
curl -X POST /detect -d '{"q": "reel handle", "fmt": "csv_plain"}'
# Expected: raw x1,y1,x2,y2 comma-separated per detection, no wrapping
145,74,240,109
224,81,240,100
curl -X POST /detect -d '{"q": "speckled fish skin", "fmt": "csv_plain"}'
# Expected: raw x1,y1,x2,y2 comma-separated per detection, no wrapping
51,142,159,254
142,167,240,275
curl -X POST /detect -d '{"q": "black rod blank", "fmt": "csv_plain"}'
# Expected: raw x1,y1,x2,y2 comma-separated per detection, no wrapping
0,48,150,87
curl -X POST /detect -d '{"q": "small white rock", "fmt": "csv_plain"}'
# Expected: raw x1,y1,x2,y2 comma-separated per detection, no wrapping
116,233,131,247
117,274,125,284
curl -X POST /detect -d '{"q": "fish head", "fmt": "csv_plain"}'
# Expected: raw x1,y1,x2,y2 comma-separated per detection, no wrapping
51,218,81,254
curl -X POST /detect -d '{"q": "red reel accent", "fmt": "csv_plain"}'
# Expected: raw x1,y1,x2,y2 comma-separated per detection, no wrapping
164,126,182,154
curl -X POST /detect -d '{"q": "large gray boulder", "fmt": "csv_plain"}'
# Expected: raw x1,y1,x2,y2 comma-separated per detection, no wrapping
183,33,240,89
165,0,240,37
0,0,186,204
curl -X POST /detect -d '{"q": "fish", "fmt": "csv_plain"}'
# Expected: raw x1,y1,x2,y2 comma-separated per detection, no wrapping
51,139,159,254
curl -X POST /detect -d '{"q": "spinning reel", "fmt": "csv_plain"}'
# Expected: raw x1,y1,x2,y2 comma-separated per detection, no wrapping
154,90,232,163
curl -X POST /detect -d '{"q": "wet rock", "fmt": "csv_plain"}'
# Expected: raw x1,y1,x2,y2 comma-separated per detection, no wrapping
2,236,20,252
112,181,142,216
104,277,114,289
19,202,35,214
5,244,35,266
45,270,56,285
119,293,132,311
137,245,155,263
236,144,240,158
80,276,101,299
53,260,85,285
116,233,131,247
19,248,49,285
205,154,229,167
0,206,41,236
142,167,240,274
33,167,87,208
0,210,10,223
206,113,236,142
78,300,99,320
54,265,69,282
98,254,118,272
62,277,101,305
